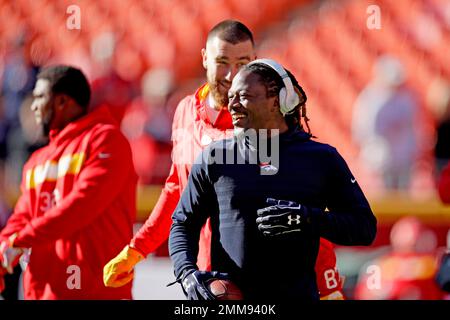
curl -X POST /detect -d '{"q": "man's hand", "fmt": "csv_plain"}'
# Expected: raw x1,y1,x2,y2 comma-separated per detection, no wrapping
256,198,305,236
0,234,23,274
103,245,145,288
181,270,229,300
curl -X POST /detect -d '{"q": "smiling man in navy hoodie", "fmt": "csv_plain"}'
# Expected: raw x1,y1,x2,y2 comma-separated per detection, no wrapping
169,58,377,300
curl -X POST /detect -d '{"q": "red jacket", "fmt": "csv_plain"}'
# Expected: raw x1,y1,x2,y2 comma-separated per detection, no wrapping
316,238,344,298
438,163,450,204
131,84,231,270
130,84,343,296
0,107,137,299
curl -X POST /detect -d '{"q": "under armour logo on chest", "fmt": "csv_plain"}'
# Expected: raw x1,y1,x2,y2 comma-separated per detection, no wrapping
287,214,301,225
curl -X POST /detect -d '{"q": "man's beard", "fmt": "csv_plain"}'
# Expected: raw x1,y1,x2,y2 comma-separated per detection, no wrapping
41,107,53,137
209,81,229,108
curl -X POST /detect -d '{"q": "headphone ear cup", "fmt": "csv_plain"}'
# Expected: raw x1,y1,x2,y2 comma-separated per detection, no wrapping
283,88,300,114
279,87,287,112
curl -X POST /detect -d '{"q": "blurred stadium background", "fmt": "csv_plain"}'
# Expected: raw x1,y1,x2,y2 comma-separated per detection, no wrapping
0,0,449,299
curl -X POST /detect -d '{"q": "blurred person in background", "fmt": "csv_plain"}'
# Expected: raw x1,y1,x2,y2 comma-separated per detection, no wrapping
0,94,47,300
1,35,39,191
120,68,174,185
427,79,450,178
0,35,41,301
352,55,419,192
355,216,445,300
0,65,137,299
104,20,346,300
89,32,136,125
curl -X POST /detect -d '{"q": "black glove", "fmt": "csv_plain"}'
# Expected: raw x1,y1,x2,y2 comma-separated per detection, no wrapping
181,269,229,300
436,252,450,292
256,198,305,236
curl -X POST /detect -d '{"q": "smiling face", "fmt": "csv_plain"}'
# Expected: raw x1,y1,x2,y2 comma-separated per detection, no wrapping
202,37,255,109
228,69,287,132
30,78,55,136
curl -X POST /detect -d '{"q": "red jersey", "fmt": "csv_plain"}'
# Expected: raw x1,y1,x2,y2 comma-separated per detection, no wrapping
130,84,343,297
0,107,137,299
316,238,345,298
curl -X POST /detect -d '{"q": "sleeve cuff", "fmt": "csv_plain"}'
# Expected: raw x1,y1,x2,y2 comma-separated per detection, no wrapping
12,225,35,248
129,242,147,258
305,206,324,236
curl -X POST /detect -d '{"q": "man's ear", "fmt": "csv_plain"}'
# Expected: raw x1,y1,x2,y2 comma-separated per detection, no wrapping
56,94,74,111
201,48,207,69
271,96,280,112
54,94,66,110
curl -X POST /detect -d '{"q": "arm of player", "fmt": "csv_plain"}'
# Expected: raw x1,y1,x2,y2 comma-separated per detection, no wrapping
103,163,180,288
0,194,31,243
313,147,377,246
13,128,136,248
169,153,218,280
130,163,181,255
130,97,188,255
0,188,31,274
105,99,187,288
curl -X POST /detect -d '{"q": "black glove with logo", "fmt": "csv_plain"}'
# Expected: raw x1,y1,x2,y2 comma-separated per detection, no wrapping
180,269,229,300
256,198,306,236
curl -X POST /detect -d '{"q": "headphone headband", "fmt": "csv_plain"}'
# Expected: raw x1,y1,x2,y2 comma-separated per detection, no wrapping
247,58,300,115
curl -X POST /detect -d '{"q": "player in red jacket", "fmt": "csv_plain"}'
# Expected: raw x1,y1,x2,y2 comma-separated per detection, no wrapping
103,20,344,299
0,65,137,299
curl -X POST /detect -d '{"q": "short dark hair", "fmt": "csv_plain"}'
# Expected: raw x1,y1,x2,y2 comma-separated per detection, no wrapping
243,63,310,133
37,65,91,109
207,20,254,46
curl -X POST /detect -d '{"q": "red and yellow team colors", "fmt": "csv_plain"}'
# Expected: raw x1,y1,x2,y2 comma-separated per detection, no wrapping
0,106,137,299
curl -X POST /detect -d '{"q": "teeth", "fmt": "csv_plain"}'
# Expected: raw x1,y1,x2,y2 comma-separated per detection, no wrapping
232,114,246,120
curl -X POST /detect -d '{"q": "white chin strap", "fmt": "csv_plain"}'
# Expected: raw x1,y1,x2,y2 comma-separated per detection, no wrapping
247,58,300,115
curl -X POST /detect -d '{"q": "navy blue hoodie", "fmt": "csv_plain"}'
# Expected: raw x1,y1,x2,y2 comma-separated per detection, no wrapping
169,127,376,300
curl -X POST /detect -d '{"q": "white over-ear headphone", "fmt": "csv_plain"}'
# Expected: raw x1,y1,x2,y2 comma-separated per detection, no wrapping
247,58,300,115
